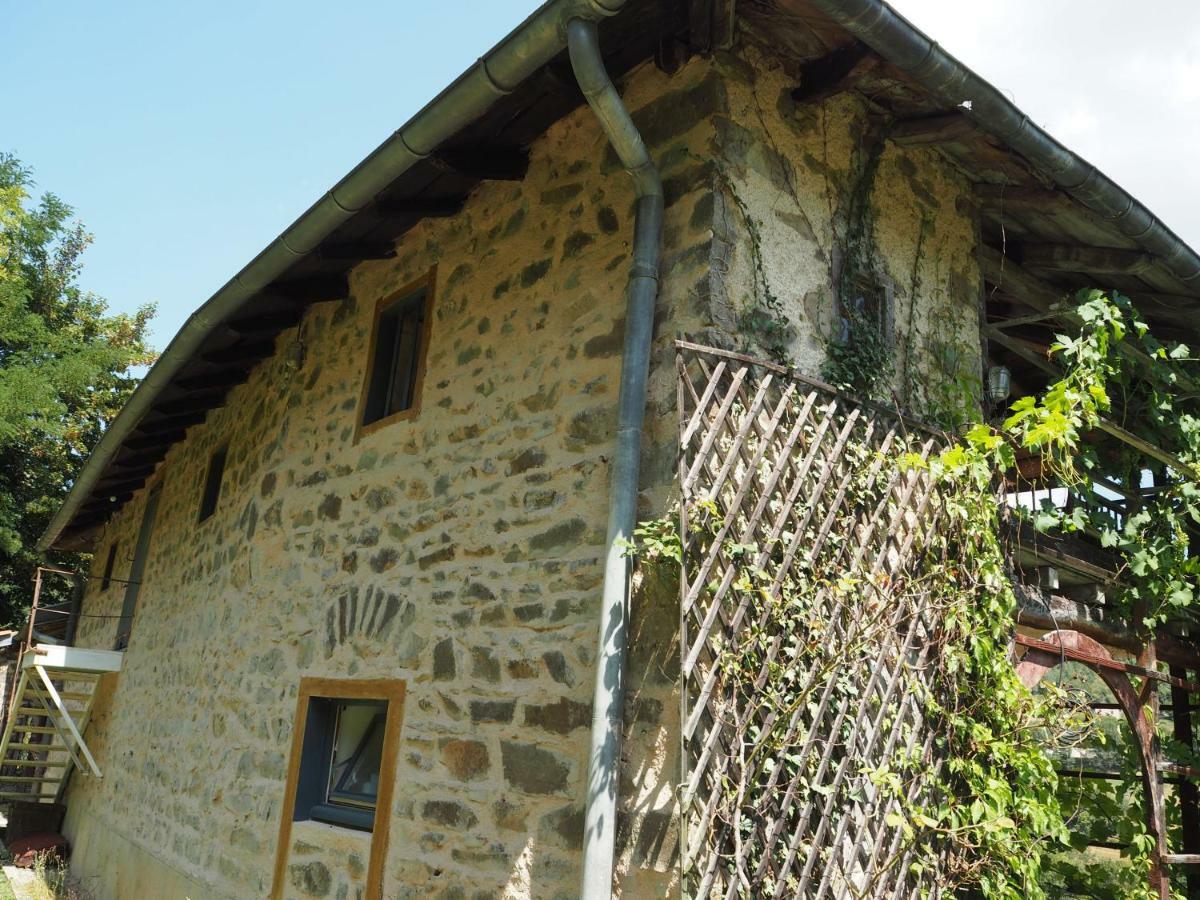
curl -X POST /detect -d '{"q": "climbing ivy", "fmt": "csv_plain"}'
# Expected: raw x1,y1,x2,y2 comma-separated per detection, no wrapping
820,127,895,397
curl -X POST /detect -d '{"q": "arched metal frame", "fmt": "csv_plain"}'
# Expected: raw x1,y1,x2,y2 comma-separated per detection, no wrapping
1016,629,1169,898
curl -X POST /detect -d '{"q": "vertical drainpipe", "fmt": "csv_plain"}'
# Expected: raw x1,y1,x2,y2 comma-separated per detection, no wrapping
567,16,664,899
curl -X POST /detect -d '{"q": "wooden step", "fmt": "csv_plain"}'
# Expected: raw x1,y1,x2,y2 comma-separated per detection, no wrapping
1,763,68,772
12,727,60,736
0,793,55,801
5,743,63,752
14,707,49,717
25,691,91,702
0,776,63,784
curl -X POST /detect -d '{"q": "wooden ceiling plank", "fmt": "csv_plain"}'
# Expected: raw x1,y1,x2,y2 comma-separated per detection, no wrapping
202,340,276,366
318,241,397,262
374,196,468,219
431,146,529,182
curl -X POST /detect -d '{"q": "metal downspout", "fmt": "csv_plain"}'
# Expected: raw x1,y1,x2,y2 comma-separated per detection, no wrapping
567,17,663,899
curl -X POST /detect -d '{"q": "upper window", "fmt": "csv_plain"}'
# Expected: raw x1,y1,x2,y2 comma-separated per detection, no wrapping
359,275,433,433
837,274,892,345
198,446,228,522
100,543,118,591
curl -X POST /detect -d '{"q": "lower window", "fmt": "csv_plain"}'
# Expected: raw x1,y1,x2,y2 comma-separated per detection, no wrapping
273,678,405,899
291,688,401,832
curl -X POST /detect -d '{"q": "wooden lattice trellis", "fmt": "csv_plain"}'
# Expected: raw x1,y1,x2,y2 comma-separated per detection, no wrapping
677,341,952,899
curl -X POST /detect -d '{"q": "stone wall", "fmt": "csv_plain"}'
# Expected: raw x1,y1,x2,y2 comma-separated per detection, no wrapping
62,52,723,900
59,29,983,900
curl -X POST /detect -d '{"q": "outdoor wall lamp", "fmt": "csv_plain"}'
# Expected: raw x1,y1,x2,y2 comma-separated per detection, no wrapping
987,365,1012,405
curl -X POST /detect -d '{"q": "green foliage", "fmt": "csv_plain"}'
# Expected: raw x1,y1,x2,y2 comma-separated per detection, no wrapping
1004,291,1200,630
820,298,893,396
0,153,155,622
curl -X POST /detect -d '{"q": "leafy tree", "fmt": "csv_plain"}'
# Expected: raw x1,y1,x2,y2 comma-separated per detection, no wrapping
0,153,154,624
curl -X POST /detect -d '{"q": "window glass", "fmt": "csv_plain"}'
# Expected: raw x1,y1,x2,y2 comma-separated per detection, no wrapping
198,446,228,522
101,543,118,591
294,696,389,831
362,289,427,426
327,703,385,809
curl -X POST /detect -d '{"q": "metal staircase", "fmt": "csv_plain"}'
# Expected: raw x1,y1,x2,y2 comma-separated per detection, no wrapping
0,645,121,804
0,568,123,806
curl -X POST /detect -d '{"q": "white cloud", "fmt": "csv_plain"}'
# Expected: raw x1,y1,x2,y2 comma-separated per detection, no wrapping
889,0,1200,252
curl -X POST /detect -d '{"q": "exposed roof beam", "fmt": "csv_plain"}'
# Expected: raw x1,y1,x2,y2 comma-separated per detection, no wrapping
154,393,228,417
1020,243,1158,276
93,476,150,497
137,412,207,435
124,432,181,453
432,146,529,182
174,370,250,392
980,245,1066,310
791,42,874,104
688,0,735,54
890,112,977,147
986,325,1197,474
982,245,1198,393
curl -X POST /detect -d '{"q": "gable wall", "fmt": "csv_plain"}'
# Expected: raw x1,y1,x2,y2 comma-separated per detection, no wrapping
58,29,983,900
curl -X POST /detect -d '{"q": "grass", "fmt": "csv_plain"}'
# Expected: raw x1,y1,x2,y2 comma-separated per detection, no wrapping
28,853,89,900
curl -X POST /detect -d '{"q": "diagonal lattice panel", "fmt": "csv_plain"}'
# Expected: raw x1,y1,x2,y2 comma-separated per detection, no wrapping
677,341,951,899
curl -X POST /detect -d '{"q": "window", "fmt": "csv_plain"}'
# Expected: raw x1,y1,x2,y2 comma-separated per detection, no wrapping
836,274,893,345
273,679,405,900
100,543,118,591
358,273,433,434
198,446,228,522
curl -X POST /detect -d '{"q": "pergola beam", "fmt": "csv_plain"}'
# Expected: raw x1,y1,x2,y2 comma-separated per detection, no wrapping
1020,243,1158,276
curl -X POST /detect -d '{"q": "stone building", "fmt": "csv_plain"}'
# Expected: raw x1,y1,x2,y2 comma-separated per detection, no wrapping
20,0,1200,898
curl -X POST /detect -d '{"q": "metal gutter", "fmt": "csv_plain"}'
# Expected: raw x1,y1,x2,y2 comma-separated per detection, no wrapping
806,0,1200,287
38,0,626,552
566,17,663,899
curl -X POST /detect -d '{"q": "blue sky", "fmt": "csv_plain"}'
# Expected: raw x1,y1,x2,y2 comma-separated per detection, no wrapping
6,0,1198,350
5,0,541,347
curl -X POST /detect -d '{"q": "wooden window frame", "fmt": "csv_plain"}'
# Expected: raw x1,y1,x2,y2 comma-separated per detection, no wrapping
271,677,407,900
354,268,436,442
